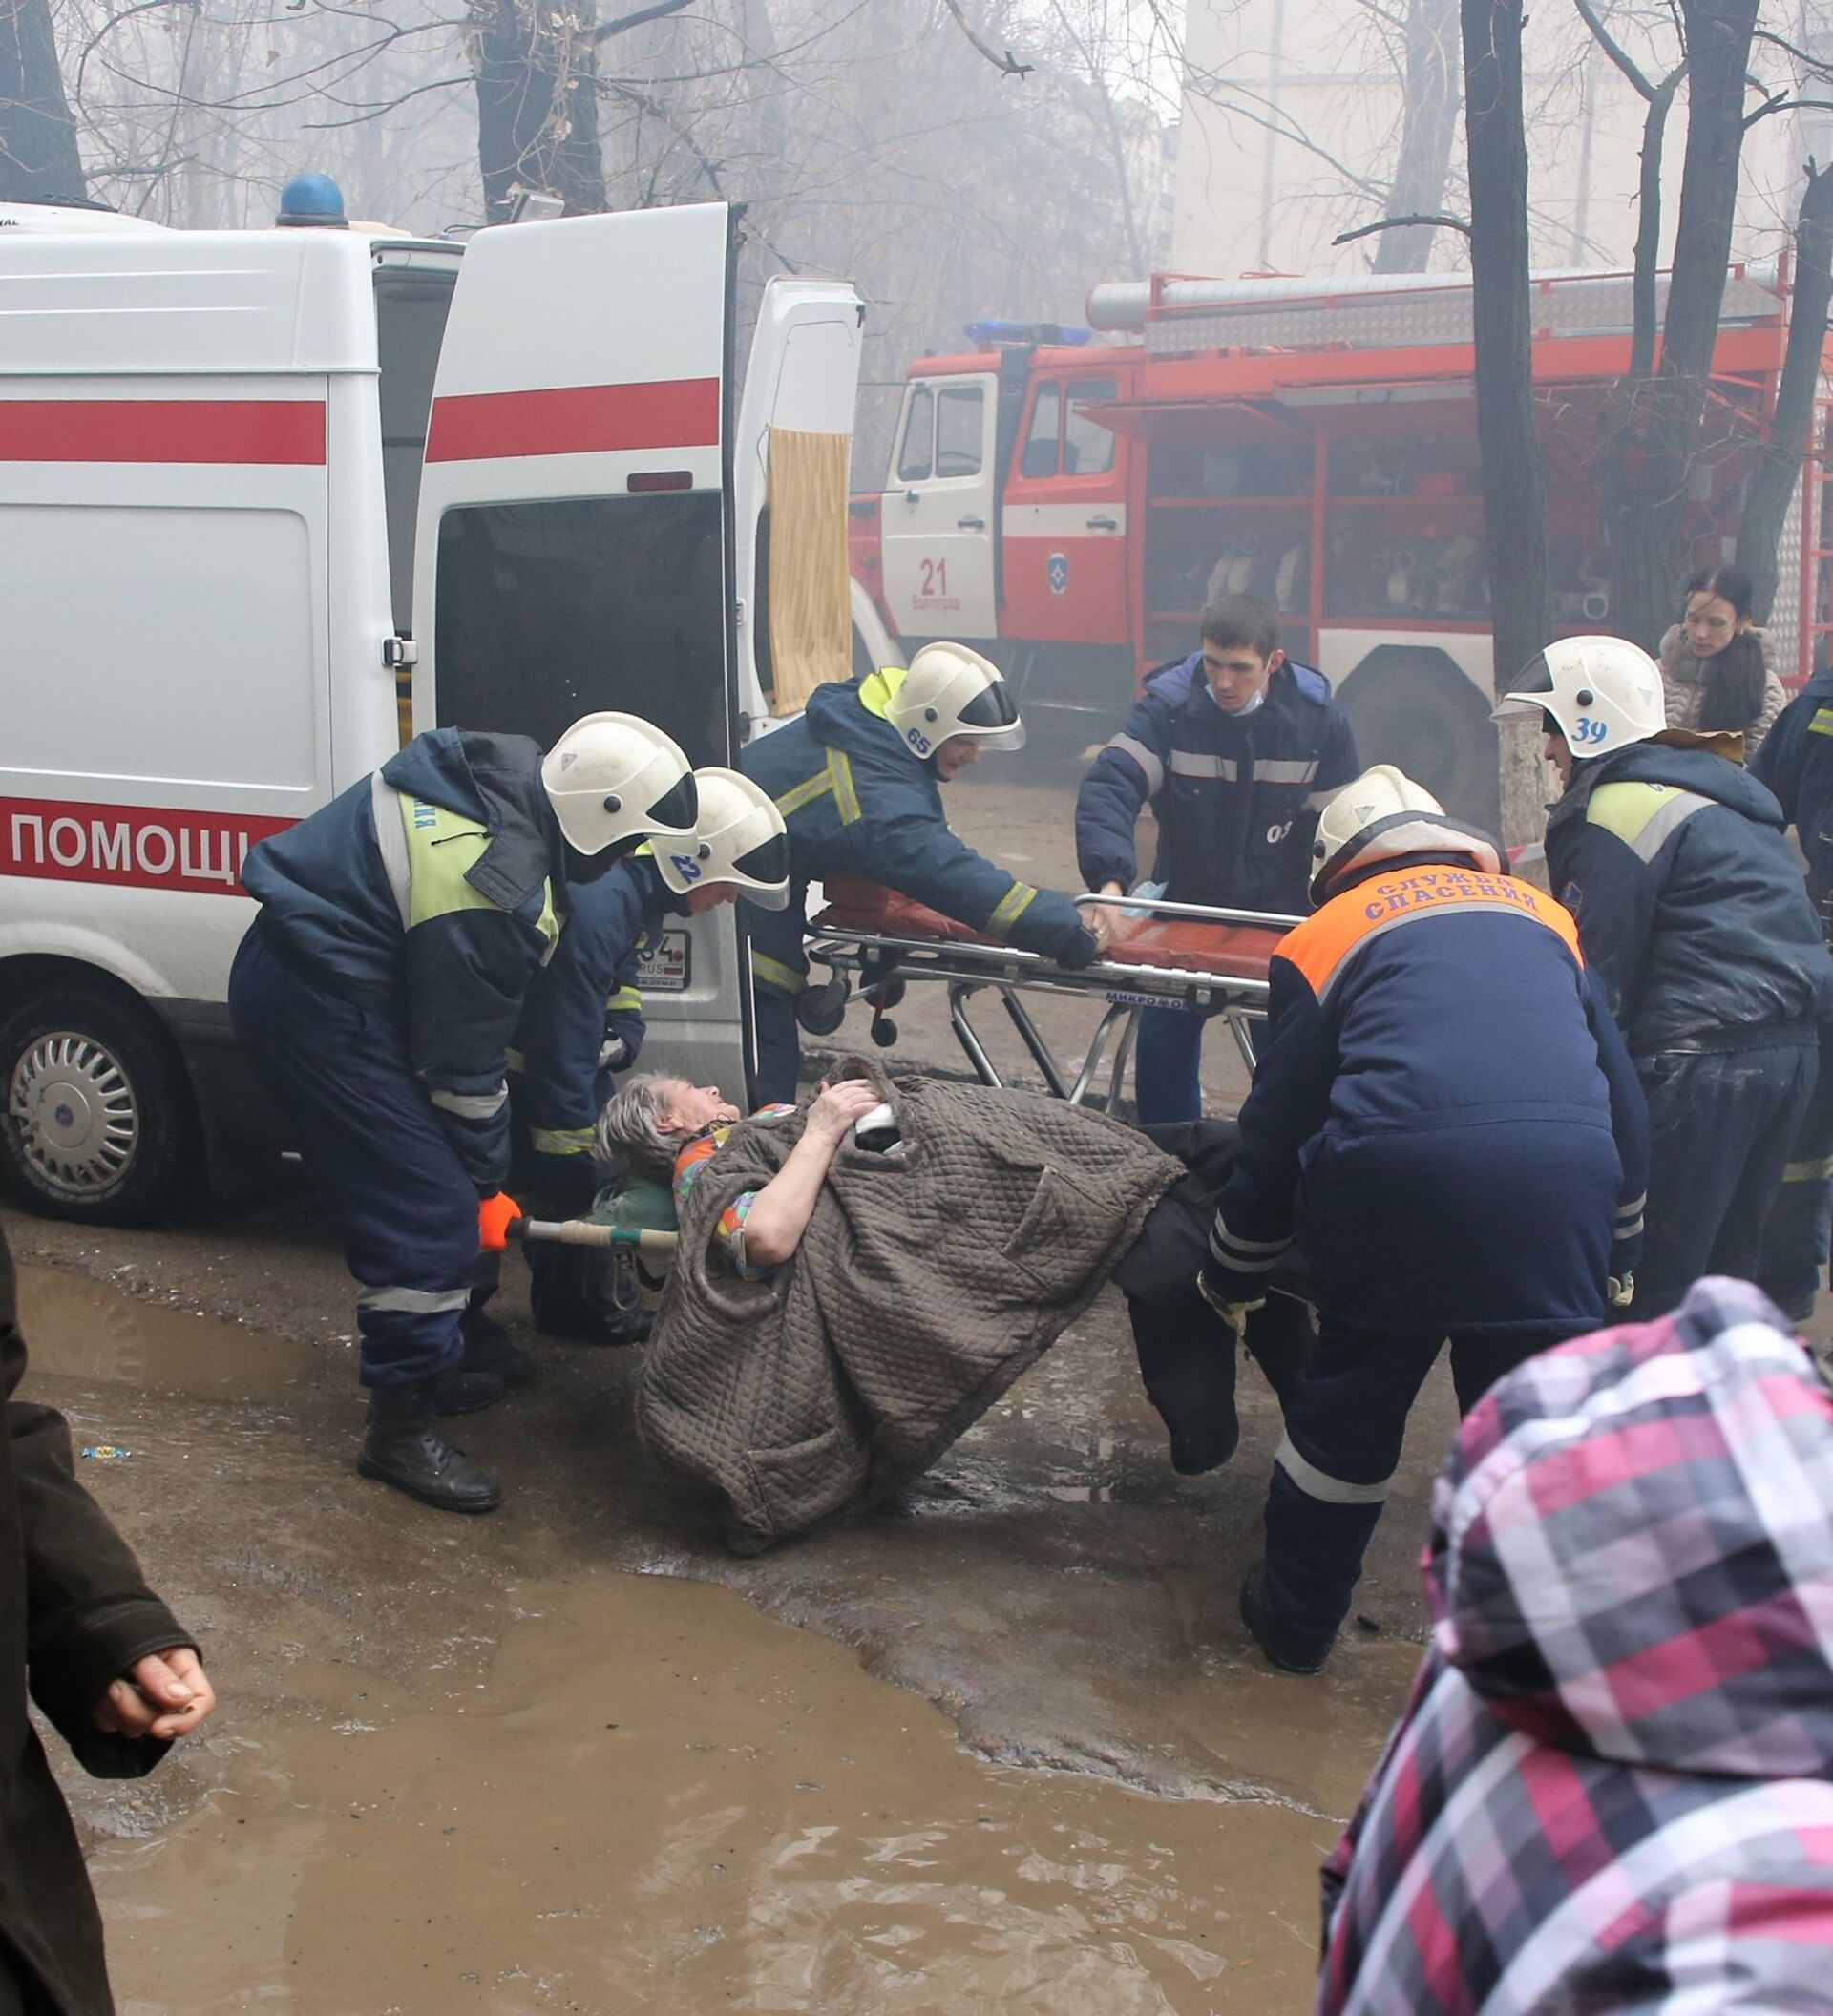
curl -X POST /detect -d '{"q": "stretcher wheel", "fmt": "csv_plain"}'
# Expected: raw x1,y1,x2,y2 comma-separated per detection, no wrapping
869,1017,899,1048
796,977,849,1037
864,975,907,1012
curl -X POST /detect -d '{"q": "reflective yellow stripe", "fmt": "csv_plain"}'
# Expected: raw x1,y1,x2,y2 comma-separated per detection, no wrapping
397,794,558,949
532,1126,597,1156
605,987,643,1013
988,881,1040,936
751,953,808,996
857,666,907,721
1810,708,1833,738
829,750,862,826
775,770,833,818
1782,1155,1833,1183
505,1046,526,1074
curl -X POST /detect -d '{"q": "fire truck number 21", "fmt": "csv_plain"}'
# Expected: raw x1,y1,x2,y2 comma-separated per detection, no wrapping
919,557,949,596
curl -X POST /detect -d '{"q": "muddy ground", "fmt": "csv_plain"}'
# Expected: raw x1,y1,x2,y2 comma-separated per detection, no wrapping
11,758,1471,2014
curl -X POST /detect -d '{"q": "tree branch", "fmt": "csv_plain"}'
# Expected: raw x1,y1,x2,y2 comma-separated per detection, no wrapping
1334,209,1471,243
1572,0,1658,98
590,0,695,48
1747,96,1833,130
941,0,1033,79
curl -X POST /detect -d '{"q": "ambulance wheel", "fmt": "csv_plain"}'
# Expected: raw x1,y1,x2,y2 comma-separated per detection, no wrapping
795,978,849,1038
1338,649,1501,836
0,986,197,1228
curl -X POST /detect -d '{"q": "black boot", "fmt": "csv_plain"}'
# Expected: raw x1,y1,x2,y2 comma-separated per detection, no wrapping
431,1365,506,1416
1239,1560,1333,1675
458,1304,537,1389
358,1382,502,1513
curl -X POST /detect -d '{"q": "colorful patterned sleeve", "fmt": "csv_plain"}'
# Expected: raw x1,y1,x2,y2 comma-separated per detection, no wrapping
671,1105,798,1282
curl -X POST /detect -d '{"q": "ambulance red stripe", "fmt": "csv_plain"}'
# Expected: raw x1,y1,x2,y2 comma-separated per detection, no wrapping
424,377,720,463
0,400,327,465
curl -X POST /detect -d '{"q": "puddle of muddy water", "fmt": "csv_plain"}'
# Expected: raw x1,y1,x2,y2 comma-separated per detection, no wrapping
98,1574,1339,2016
16,1263,326,1403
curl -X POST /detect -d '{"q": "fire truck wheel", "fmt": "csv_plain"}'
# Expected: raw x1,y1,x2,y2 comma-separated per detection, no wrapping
0,985,198,1228
1338,651,1501,836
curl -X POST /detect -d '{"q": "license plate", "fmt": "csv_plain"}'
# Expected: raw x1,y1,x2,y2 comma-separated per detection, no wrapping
636,929,691,993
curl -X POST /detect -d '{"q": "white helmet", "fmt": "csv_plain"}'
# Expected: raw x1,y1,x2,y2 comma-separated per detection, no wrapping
1310,763,1502,904
541,713,697,857
884,643,1024,759
1496,636,1665,761
655,767,791,909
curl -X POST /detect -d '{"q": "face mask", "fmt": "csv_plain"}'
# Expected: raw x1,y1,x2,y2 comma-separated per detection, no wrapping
1209,682,1266,718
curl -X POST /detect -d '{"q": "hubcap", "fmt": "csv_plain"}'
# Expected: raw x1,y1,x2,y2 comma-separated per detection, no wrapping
7,1031,139,1196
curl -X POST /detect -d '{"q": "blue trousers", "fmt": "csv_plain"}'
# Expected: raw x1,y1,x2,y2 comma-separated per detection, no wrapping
1263,1315,1574,1648
1757,1031,1833,1322
1133,1005,1209,1125
1631,1040,1817,1321
747,896,808,1106
228,925,477,1389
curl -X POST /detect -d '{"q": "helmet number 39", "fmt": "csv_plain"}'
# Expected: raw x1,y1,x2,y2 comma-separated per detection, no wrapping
1572,716,1610,746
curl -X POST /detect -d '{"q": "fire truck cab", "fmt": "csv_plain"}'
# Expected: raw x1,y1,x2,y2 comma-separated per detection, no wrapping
852,266,1831,833
0,193,865,1225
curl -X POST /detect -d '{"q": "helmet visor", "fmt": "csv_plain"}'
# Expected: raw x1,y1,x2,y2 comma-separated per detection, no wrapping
952,680,1026,750
644,771,699,838
1491,651,1556,723
732,831,791,907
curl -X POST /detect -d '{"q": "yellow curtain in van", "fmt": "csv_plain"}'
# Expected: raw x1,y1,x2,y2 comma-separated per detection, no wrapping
767,427,853,716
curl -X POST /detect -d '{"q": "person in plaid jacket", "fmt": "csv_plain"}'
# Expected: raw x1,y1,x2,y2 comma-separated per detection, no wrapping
1317,1276,1833,2016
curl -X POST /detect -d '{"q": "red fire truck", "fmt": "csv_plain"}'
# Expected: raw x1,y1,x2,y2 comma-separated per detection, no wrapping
849,264,1833,830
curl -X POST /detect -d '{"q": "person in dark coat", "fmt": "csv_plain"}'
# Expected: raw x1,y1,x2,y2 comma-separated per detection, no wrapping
230,713,698,1515
1750,663,1833,1319
1198,765,1648,1675
1075,593,1359,1124
740,645,1101,1103
1,1226,216,2014
1503,635,1833,1323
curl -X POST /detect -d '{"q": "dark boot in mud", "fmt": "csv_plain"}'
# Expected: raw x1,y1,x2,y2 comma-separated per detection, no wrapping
1126,1295,1240,1475
430,1365,507,1417
359,1382,502,1514
458,1302,537,1389
1239,1560,1331,1676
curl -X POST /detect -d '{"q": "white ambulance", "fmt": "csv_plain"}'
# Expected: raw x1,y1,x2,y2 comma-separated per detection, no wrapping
0,188,874,1224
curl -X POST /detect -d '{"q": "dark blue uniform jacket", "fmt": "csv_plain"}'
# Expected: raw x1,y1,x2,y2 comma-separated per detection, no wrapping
512,854,664,1166
1546,741,1833,1054
1203,861,1647,1335
1076,655,1359,914
1752,666,1833,929
741,670,1095,968
241,728,566,1190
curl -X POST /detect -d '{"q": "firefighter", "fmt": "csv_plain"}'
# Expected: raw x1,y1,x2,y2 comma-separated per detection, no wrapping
227,714,698,1515
501,768,790,1344
1750,665,1833,1321
1198,766,1648,1674
1075,592,1360,1124
739,643,1103,1103
1502,637,1833,1322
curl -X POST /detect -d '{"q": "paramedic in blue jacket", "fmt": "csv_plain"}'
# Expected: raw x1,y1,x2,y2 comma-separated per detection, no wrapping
740,644,1103,1103
1502,636,1833,1324
1075,593,1359,1124
228,714,698,1516
1750,665,1833,1319
1198,766,1648,1674
503,769,790,1343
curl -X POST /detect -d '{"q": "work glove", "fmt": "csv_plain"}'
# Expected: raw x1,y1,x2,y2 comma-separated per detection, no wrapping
1608,1272,1634,1310
478,1191,522,1254
1056,920,1101,971
1195,1268,1265,1336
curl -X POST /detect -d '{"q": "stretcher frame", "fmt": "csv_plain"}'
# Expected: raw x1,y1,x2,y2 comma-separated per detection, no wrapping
802,892,1300,1112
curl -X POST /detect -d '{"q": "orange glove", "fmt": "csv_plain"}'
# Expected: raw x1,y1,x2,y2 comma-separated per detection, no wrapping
478,1192,521,1253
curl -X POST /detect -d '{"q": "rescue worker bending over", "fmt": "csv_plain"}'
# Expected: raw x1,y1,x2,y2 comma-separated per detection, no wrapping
1749,665,1833,1319
229,714,697,1515
1199,766,1648,1675
499,769,790,1345
740,644,1102,1103
1076,593,1359,1124
1502,637,1833,1321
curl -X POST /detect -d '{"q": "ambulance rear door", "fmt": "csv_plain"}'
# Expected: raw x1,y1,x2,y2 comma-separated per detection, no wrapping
411,202,748,1095
731,274,865,724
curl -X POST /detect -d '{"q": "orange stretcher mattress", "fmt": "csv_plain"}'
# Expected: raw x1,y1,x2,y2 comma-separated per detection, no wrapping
812,875,1284,985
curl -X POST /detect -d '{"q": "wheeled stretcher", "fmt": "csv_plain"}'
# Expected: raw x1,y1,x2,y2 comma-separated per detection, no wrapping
796,875,1296,1110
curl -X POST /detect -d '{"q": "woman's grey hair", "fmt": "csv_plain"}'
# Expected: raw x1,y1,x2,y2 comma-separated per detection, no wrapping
595,1072,681,1185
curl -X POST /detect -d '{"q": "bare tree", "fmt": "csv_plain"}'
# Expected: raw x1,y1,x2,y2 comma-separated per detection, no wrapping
1374,0,1464,270
1,0,84,199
